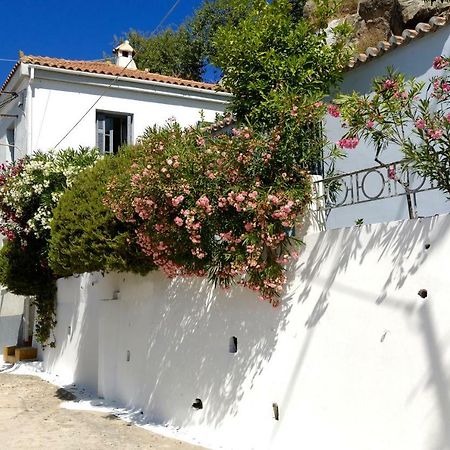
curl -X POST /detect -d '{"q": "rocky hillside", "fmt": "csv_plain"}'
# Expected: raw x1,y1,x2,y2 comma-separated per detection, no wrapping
307,0,450,51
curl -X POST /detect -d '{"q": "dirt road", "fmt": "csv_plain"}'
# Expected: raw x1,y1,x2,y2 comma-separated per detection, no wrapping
0,372,208,450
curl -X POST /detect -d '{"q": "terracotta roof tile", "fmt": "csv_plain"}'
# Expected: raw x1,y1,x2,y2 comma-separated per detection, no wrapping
1,55,224,93
347,13,450,70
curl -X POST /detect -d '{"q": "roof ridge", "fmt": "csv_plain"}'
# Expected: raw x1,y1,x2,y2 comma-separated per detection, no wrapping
2,54,224,93
347,12,450,70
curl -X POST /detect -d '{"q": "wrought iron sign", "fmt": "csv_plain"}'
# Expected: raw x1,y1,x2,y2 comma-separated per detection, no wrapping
315,159,439,218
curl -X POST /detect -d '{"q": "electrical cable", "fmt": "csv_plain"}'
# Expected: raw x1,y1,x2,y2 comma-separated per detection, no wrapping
53,0,182,149
152,0,181,35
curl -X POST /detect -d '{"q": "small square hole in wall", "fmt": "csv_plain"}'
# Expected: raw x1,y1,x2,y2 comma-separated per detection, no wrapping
229,336,238,353
192,398,203,410
126,350,131,362
272,403,279,421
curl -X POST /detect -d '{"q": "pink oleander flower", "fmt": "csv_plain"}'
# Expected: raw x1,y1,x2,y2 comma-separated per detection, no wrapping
314,101,324,108
415,119,426,129
244,222,254,232
267,194,279,205
366,120,375,129
327,104,340,118
196,137,205,147
174,217,184,227
338,137,359,149
196,195,212,213
172,195,185,207
445,113,450,123
248,191,258,199
433,56,449,70
427,128,443,140
291,105,299,117
387,165,396,180
383,79,397,90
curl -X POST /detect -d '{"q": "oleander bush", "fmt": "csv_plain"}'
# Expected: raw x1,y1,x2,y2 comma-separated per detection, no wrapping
104,106,324,304
334,56,450,196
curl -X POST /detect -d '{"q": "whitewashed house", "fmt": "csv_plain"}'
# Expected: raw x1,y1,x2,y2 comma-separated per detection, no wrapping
0,41,229,350
4,16,450,450
0,40,230,162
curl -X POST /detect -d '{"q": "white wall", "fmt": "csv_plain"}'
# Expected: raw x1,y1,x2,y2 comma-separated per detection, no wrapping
30,69,228,152
326,25,450,228
0,291,25,349
0,78,30,163
42,213,450,450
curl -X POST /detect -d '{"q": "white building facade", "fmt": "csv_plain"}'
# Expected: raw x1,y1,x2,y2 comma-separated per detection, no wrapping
0,42,230,161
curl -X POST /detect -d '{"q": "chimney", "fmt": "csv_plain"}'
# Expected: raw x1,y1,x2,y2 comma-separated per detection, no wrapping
113,40,137,70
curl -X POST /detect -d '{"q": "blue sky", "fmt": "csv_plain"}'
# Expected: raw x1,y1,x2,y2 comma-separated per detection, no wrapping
0,0,205,83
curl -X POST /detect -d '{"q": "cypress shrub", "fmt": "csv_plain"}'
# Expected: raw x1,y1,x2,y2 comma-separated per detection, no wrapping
49,152,155,277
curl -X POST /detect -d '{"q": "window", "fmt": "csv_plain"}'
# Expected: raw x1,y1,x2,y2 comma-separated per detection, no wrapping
96,112,133,154
6,127,15,162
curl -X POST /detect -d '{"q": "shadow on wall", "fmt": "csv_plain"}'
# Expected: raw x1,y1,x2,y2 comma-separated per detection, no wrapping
42,273,113,393
276,215,450,450
117,273,293,431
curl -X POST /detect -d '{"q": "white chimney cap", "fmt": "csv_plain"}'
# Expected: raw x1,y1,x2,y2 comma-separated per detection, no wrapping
113,40,135,56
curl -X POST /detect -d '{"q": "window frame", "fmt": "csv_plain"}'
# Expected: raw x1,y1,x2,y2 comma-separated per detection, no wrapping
96,110,133,155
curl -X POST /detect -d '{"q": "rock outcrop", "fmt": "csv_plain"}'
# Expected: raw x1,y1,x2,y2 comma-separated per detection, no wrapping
306,0,450,50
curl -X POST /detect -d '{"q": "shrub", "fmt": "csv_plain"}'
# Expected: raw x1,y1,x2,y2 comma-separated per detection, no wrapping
0,147,99,345
335,57,450,196
49,154,155,277
104,115,321,304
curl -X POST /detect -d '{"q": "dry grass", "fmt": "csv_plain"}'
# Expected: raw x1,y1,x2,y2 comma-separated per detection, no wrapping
334,0,359,18
356,27,390,52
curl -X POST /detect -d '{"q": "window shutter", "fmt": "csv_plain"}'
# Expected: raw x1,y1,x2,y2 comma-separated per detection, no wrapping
127,114,133,145
96,114,105,153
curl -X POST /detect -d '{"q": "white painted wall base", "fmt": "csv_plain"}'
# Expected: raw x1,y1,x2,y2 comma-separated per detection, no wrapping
41,214,450,450
0,291,25,349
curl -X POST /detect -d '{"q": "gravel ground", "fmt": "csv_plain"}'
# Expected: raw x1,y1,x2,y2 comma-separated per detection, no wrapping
0,372,208,450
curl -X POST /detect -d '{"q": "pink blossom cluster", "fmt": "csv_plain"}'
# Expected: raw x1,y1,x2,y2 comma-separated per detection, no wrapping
327,104,340,118
338,137,359,149
106,122,313,304
433,56,449,70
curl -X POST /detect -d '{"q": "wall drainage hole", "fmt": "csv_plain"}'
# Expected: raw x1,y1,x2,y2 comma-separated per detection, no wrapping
272,403,279,421
229,336,238,353
192,398,203,410
126,350,131,362
418,289,428,299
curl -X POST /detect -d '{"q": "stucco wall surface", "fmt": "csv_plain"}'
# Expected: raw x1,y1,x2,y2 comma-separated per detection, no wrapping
326,25,450,229
31,74,227,152
0,291,24,349
41,213,450,450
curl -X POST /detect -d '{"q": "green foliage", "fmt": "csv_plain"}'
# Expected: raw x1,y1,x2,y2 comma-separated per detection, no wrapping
211,0,352,130
335,58,450,196
49,154,155,277
0,148,99,346
105,117,321,303
126,27,204,80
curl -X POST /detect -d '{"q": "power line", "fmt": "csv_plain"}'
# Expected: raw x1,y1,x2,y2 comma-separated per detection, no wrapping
53,57,134,149
152,0,181,35
53,0,183,149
